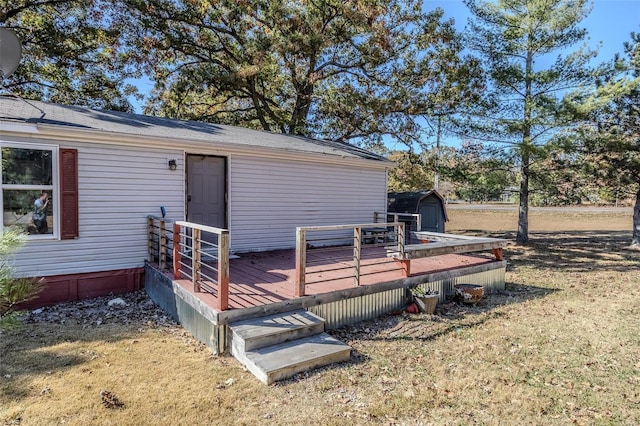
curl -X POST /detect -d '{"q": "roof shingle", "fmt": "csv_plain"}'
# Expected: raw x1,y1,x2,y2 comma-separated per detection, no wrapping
0,96,389,162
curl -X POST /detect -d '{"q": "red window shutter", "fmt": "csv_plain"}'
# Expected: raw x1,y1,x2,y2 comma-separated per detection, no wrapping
60,148,79,239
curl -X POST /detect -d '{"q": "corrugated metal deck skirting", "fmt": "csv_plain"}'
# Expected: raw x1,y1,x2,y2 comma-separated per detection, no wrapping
308,266,506,329
145,259,506,353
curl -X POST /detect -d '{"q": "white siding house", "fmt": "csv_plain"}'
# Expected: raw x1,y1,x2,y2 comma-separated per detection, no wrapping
0,97,391,306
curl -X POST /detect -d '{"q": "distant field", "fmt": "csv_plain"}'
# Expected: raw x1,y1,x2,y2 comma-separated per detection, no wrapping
446,205,631,233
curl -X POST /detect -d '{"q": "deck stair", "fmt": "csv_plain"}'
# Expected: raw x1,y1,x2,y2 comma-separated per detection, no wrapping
228,310,351,384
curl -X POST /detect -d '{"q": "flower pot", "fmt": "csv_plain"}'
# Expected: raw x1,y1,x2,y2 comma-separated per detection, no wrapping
414,294,438,314
454,284,484,304
406,302,419,314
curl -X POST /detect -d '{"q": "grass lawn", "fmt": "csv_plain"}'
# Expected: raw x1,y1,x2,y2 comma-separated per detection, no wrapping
1,208,639,425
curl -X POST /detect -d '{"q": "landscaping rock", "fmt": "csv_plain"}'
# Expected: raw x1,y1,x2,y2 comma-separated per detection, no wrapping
26,290,175,328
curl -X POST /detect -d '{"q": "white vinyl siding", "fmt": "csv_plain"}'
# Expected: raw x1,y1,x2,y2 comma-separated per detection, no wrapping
228,155,387,252
11,141,184,277
4,134,388,276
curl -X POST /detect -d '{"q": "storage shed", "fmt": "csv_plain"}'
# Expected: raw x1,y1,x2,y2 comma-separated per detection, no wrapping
387,190,448,233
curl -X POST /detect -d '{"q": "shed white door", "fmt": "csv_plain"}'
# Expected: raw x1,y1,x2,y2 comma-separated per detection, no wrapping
187,155,226,231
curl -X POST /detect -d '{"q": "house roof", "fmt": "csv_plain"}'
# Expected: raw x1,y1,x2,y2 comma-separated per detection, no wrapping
0,96,389,163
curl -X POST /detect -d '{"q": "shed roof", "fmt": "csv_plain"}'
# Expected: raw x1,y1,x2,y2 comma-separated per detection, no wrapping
0,96,389,163
387,190,449,221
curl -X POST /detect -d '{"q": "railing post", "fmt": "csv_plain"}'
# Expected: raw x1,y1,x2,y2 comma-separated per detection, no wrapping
147,217,155,262
398,222,405,256
373,211,380,223
173,222,182,279
217,231,229,311
353,226,361,286
397,222,411,276
492,248,504,260
193,228,201,292
159,219,167,269
295,228,306,297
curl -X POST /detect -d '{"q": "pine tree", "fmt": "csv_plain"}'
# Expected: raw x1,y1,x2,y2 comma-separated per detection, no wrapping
463,0,597,243
578,33,640,247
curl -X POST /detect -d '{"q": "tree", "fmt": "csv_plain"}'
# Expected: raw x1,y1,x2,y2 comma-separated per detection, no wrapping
440,141,515,202
577,33,640,247
463,0,597,243
414,32,486,190
119,0,468,147
524,142,592,206
1,1,139,111
387,150,436,193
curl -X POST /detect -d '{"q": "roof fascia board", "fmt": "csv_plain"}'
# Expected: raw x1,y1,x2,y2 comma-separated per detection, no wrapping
0,121,39,134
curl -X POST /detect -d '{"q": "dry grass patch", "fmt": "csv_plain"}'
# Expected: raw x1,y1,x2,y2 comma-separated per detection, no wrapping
1,323,262,424
1,209,639,425
446,206,631,234
328,229,639,424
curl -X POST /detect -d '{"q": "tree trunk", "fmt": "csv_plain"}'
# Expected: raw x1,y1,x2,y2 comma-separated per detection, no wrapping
516,44,534,245
516,160,529,244
434,115,442,190
632,185,640,246
291,83,313,135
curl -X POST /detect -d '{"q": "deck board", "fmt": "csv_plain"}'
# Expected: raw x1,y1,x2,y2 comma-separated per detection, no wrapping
170,248,498,312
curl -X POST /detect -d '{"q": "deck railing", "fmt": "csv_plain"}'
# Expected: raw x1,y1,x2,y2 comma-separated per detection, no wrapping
147,215,175,270
173,221,230,311
295,222,405,297
374,211,422,243
147,215,229,311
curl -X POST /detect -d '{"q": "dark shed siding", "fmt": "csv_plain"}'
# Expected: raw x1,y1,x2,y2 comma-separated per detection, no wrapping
387,190,448,233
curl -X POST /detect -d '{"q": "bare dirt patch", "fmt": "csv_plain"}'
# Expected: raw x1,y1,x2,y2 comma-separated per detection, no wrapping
1,209,639,425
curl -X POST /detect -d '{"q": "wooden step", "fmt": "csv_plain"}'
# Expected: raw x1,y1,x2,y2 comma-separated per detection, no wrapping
240,332,351,385
229,310,325,353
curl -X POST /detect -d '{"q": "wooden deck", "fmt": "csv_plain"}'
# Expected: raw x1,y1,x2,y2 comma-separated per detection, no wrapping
166,247,498,313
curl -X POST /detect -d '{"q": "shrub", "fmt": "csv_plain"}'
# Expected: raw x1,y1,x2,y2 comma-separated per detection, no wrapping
0,228,44,328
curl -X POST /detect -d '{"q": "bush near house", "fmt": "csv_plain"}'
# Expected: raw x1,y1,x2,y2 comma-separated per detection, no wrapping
0,228,44,328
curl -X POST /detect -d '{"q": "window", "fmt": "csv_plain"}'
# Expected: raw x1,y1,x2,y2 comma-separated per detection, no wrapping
1,142,78,240
1,142,58,238
0,142,78,240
